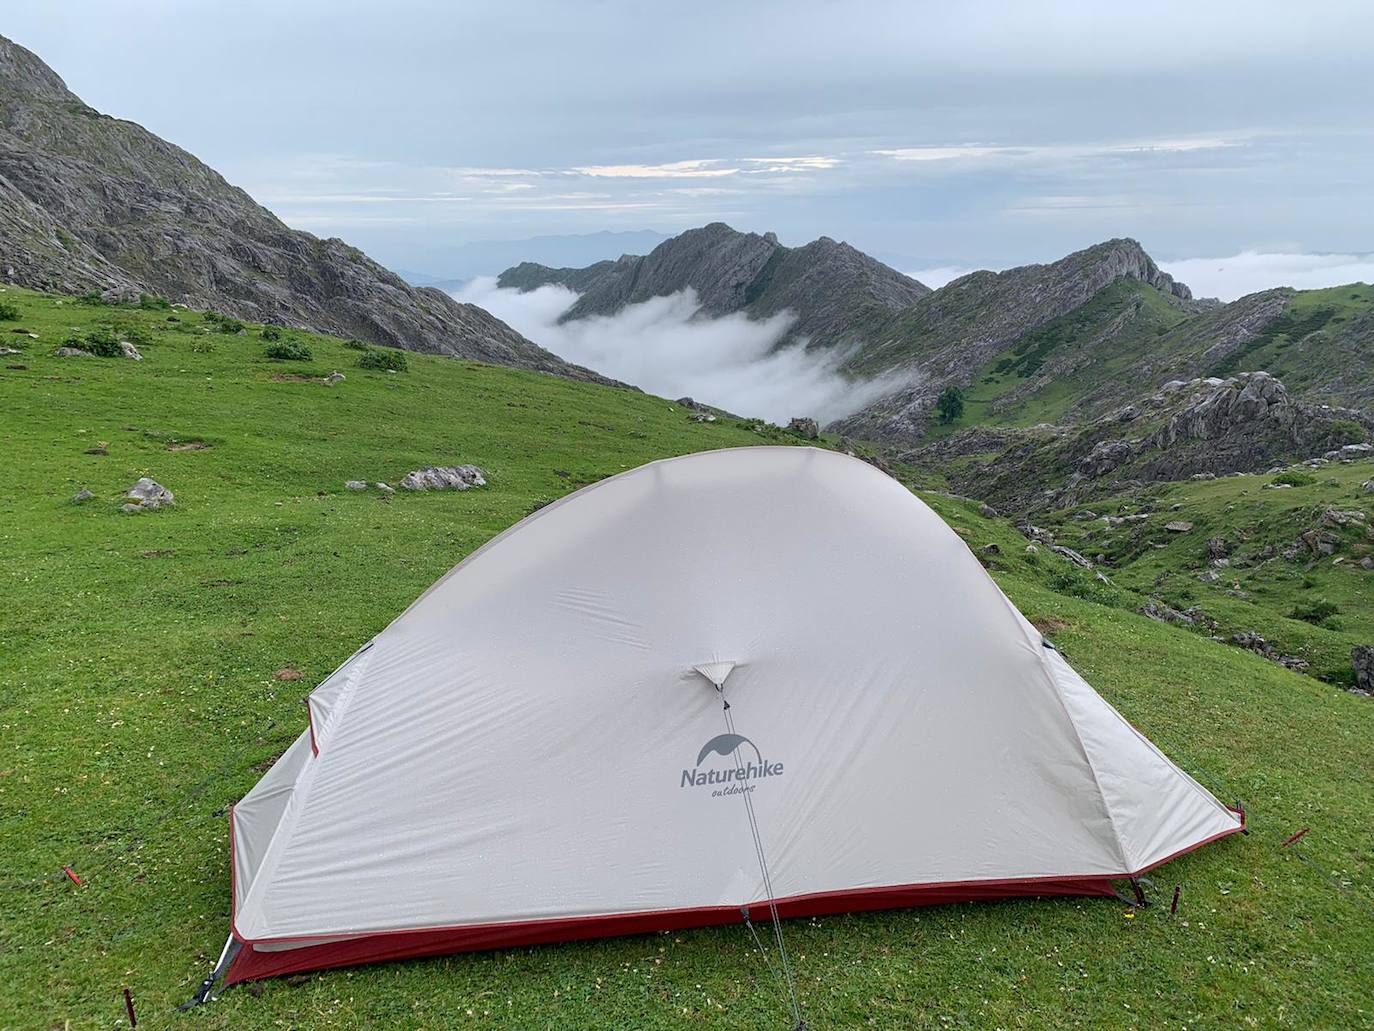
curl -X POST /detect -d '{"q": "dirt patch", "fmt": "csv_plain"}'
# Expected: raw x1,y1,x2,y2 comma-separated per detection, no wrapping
167,441,210,451
139,549,175,559
202,579,241,588
1031,616,1070,636
272,667,303,681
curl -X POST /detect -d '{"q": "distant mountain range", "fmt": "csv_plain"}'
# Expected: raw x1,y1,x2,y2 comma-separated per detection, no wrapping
0,34,606,383
499,223,1373,505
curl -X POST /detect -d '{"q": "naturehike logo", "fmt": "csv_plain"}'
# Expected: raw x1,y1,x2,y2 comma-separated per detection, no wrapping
680,733,785,798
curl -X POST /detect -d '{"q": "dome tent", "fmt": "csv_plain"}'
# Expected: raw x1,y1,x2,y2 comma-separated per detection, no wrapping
203,446,1243,993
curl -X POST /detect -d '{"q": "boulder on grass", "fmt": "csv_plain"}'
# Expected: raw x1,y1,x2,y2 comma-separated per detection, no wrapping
124,477,174,511
400,465,486,491
788,417,820,440
1353,646,1374,695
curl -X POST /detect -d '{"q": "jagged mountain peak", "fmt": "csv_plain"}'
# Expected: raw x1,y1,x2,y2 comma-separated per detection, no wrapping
0,34,606,382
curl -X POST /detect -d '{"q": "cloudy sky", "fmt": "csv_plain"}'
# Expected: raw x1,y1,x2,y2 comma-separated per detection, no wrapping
8,1,1374,296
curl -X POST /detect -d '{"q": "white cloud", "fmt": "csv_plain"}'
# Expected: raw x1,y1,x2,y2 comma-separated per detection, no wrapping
573,160,740,179
1160,251,1374,301
873,134,1249,165
456,278,916,424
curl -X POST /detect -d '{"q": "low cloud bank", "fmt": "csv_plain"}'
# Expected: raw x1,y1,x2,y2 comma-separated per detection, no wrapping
456,278,916,425
1159,251,1374,302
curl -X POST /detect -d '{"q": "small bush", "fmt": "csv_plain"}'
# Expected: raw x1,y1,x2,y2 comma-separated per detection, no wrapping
0,302,20,321
138,294,171,310
68,326,123,358
356,348,408,372
1272,470,1316,487
115,322,152,347
217,317,246,335
343,339,370,351
1330,419,1366,445
936,385,965,423
261,326,282,342
76,291,106,306
1290,598,1341,626
202,310,222,322
190,340,215,354
265,340,312,361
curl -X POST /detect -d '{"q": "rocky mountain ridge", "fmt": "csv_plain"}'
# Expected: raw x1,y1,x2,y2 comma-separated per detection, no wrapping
499,221,931,350
0,34,606,382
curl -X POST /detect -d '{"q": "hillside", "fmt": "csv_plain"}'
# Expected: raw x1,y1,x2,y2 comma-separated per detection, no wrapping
498,221,930,350
2,284,1371,1029
0,34,604,382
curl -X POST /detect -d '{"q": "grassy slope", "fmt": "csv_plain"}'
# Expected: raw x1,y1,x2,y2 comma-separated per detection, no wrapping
1039,465,1374,685
2,286,1372,1030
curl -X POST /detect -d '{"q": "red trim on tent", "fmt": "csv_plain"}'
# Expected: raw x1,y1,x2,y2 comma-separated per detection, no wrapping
305,701,319,757
223,807,1243,985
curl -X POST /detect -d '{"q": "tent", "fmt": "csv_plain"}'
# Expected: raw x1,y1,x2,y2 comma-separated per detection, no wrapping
207,446,1243,992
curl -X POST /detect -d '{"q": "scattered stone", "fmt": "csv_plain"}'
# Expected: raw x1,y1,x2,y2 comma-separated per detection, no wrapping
690,412,717,423
1024,544,1039,555
1321,508,1366,528
1103,513,1149,527
1362,480,1374,494
1198,569,1221,582
1094,570,1111,584
71,488,94,503
54,346,90,357
124,477,174,510
1190,472,1216,480
1017,523,1056,545
324,371,346,386
1072,510,1098,521
978,503,998,518
980,543,1001,556
1325,443,1373,460
119,341,142,360
788,417,820,440
1051,545,1092,568
374,482,394,495
1363,557,1374,571
400,465,486,491
1141,599,1195,625
1230,631,1309,673
1298,528,1339,556
1164,520,1194,533
1206,537,1230,561
272,668,304,681
1354,646,1374,695
344,480,368,491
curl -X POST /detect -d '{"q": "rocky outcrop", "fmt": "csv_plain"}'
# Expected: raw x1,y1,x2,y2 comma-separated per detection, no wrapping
906,371,1374,514
399,465,487,491
1353,646,1374,695
0,34,607,383
498,222,929,352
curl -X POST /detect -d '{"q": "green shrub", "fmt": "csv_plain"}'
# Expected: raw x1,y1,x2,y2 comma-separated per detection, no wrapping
261,326,282,342
190,340,215,354
1290,598,1340,626
0,302,19,321
115,322,152,347
217,317,245,335
76,291,106,306
356,348,408,372
265,340,312,361
1272,470,1316,487
1329,420,1366,445
67,326,123,358
937,385,965,423
343,339,370,351
138,294,171,310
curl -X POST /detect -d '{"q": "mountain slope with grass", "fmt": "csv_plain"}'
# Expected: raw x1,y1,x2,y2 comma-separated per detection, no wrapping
0,34,605,382
2,283,1371,1030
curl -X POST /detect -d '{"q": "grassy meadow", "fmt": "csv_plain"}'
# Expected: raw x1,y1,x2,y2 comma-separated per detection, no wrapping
1,286,1371,1030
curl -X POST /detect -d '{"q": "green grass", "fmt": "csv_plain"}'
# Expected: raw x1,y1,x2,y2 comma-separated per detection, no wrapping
2,284,1372,1029
1041,464,1374,684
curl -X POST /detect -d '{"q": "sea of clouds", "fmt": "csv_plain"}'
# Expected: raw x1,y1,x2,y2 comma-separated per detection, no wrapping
455,278,916,425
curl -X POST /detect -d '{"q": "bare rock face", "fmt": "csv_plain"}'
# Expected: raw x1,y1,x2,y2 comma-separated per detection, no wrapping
1353,646,1374,695
788,417,820,439
124,477,173,511
400,465,487,491
0,34,607,384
